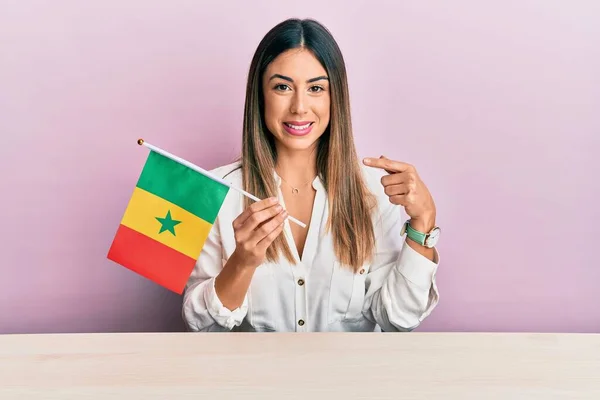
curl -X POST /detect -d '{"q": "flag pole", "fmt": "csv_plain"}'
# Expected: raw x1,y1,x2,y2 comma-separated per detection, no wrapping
137,139,307,229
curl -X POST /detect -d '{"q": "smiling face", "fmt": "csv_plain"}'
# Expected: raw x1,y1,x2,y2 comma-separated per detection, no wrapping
261,48,331,152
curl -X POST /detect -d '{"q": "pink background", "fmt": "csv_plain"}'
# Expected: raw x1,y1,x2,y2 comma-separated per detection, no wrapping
1,1,598,334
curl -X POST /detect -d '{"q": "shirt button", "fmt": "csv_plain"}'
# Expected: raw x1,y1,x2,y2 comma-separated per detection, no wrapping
298,319,305,326
359,268,365,274
297,278,305,286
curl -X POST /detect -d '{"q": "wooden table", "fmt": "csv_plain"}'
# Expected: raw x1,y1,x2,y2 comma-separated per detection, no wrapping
0,332,599,399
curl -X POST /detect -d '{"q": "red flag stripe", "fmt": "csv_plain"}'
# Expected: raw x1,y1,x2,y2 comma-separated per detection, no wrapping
107,224,196,294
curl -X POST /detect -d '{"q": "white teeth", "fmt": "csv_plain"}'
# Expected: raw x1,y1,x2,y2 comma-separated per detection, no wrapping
286,123,311,130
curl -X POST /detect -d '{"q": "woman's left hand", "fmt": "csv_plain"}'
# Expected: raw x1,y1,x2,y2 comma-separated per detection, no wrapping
363,155,436,232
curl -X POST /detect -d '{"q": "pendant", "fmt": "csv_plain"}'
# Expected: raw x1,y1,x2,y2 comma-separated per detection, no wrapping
292,188,299,194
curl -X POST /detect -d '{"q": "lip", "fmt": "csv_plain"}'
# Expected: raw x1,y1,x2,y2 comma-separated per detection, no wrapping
282,121,314,136
285,121,313,125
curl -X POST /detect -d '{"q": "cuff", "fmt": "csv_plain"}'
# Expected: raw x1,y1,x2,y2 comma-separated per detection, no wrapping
204,277,249,330
395,241,439,289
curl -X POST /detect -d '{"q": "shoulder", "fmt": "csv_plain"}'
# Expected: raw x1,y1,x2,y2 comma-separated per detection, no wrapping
209,160,242,185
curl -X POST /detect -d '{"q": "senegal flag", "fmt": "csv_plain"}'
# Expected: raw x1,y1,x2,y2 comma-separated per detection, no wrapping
107,148,229,294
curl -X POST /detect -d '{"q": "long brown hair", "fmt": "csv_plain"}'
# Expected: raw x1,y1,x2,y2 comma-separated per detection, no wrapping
241,18,376,272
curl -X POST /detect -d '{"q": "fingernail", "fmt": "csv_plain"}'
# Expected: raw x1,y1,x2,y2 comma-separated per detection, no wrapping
364,158,372,164
270,197,278,203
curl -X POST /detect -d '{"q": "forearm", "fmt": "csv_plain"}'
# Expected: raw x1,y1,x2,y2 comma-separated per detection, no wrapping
406,238,437,263
366,242,440,332
214,251,257,310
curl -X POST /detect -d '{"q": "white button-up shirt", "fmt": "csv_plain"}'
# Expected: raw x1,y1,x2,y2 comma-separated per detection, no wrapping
182,161,440,332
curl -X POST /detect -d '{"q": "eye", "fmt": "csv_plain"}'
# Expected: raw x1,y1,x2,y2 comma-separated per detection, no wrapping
274,84,291,91
309,85,325,93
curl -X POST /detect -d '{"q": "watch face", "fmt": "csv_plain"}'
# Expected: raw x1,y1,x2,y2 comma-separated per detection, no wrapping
400,221,408,236
425,228,440,248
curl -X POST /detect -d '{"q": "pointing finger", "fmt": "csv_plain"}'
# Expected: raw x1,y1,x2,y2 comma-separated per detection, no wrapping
363,156,412,173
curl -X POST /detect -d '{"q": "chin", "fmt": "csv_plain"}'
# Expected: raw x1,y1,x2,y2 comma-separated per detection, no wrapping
278,132,324,151
281,138,316,151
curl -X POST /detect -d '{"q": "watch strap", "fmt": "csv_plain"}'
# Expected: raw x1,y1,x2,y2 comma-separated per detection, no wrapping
403,220,427,245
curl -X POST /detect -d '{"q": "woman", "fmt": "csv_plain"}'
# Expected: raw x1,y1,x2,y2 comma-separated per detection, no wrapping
182,18,441,332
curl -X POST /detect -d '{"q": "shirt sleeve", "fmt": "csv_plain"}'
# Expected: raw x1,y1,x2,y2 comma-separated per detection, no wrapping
181,216,249,332
362,178,440,332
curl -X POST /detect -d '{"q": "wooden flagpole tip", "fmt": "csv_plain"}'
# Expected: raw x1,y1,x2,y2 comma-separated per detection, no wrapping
137,138,145,145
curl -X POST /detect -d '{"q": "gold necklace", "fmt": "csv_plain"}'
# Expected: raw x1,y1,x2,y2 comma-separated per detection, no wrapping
277,172,315,194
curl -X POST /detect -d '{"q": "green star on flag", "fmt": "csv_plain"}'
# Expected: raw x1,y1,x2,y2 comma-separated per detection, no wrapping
155,210,181,235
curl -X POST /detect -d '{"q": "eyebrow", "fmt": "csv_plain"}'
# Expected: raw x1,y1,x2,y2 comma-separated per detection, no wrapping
269,74,329,83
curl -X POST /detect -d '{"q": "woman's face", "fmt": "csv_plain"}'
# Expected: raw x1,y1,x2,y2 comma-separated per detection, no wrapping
262,48,331,152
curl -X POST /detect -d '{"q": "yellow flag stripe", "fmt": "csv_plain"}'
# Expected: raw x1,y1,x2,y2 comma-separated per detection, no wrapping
120,187,212,260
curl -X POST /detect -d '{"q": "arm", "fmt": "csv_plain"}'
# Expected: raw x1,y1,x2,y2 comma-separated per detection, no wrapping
363,198,440,332
214,252,257,311
182,219,249,332
182,197,287,331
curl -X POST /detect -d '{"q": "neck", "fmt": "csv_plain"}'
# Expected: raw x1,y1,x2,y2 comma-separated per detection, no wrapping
274,141,318,187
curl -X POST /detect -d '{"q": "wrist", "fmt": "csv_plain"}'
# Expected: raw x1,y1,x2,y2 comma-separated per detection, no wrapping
402,215,441,250
410,214,436,233
229,249,259,271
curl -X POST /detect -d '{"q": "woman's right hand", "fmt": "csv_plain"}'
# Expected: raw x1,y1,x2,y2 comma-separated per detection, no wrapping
231,197,288,269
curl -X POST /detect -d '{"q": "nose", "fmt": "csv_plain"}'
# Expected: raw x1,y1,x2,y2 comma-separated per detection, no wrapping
290,91,307,115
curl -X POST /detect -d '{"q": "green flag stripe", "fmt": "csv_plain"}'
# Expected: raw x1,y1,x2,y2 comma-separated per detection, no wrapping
136,151,230,224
